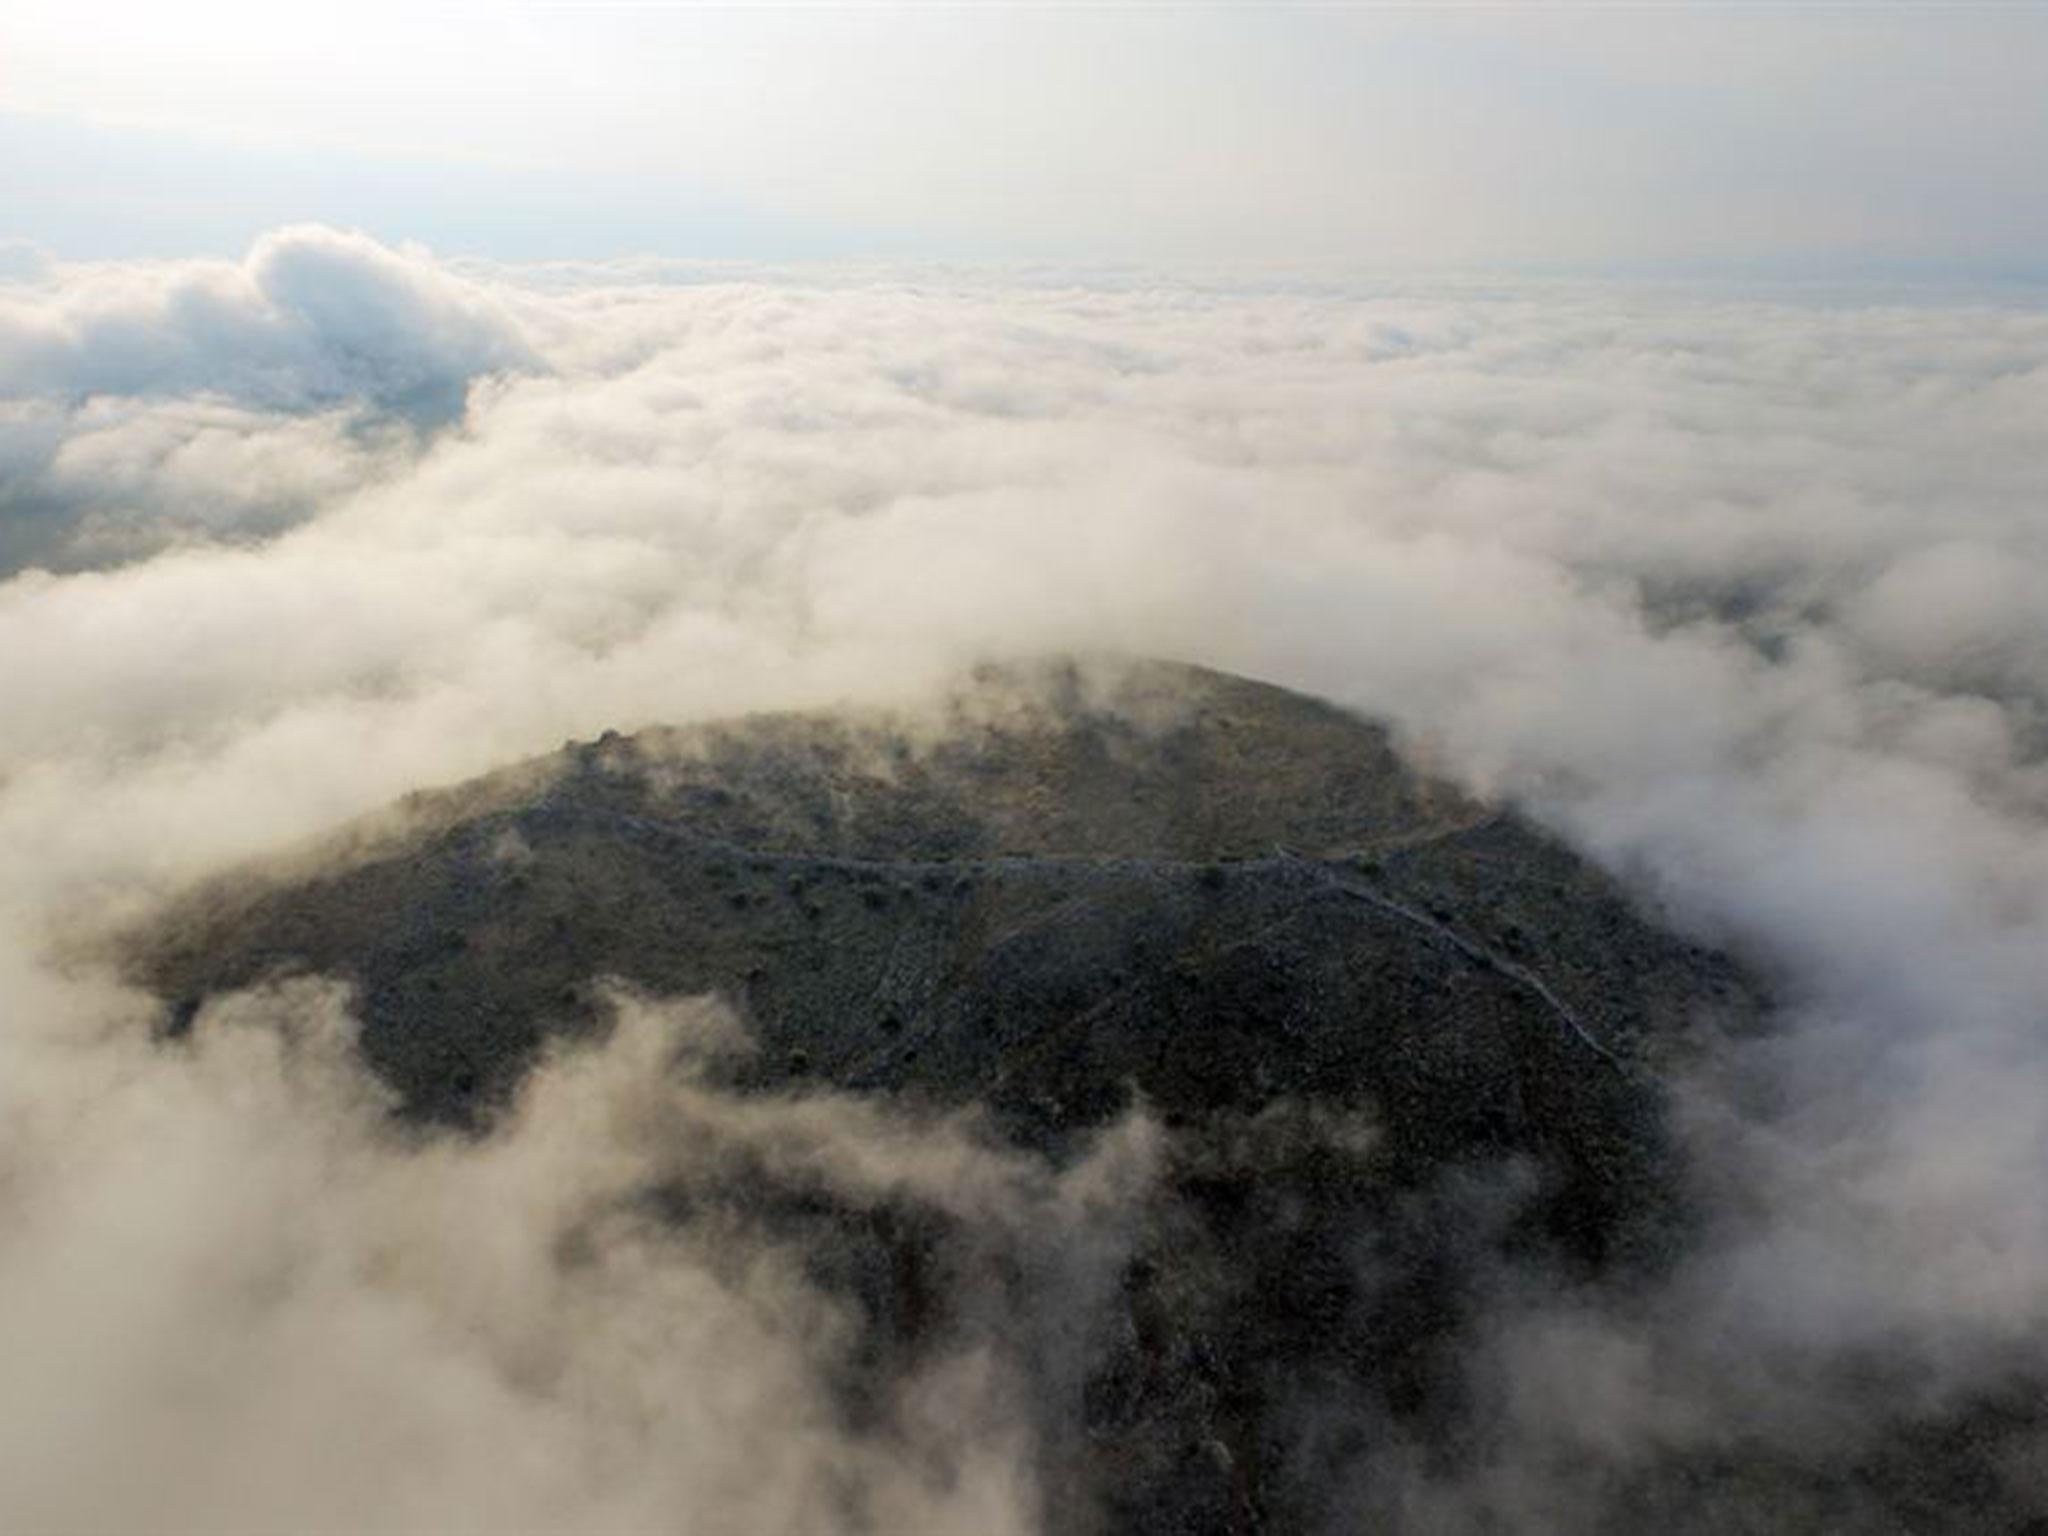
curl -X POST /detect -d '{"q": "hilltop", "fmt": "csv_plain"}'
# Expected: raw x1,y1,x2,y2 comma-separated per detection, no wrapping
129,658,1769,1533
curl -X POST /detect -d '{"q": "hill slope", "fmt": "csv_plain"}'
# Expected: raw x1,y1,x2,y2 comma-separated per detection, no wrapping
130,658,1771,1532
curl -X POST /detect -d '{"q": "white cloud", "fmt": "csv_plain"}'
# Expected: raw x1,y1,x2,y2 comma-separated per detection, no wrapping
0,237,51,283
0,224,538,419
0,976,1153,1534
4,229,2048,1526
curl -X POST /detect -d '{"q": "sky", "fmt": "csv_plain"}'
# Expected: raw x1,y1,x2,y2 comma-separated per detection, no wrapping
5,1,2048,275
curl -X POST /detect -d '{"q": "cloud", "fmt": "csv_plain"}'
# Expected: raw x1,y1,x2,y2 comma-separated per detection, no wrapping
0,395,406,575
0,238,52,284
0,227,538,574
0,976,1156,1534
0,224,538,421
3,228,2048,1526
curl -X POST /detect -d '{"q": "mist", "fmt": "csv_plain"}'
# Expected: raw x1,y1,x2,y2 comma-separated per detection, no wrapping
3,227,2047,1529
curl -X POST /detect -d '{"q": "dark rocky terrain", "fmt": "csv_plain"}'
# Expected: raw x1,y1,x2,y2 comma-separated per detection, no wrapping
131,658,1784,1532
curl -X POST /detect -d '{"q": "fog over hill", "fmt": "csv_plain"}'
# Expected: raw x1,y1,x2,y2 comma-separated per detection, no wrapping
3,230,2048,1530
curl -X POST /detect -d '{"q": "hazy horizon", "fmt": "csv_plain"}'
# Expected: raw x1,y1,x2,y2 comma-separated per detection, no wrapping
7,2,2048,277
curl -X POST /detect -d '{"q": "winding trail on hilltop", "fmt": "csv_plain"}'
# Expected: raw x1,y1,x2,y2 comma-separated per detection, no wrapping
1271,845,1633,1076
523,794,1633,1078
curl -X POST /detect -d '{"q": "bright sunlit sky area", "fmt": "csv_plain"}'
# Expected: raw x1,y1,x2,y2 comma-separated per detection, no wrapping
4,1,2048,277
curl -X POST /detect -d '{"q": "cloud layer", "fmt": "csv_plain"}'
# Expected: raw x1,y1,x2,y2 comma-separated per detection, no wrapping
3,229,2047,1528
0,223,536,412
0,225,539,573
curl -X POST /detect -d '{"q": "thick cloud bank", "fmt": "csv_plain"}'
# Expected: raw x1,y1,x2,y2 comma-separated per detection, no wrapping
3,229,2047,1529
0,226,536,572
0,224,536,413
